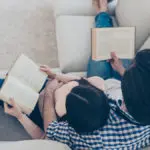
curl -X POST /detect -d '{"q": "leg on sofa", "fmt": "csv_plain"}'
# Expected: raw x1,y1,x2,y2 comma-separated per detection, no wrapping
87,0,114,79
87,0,131,80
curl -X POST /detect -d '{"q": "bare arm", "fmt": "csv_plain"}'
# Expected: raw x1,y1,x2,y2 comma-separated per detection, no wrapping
42,84,57,132
87,76,105,91
40,79,62,131
109,52,126,76
40,65,81,83
18,114,45,139
9,86,57,138
55,74,81,83
4,99,45,139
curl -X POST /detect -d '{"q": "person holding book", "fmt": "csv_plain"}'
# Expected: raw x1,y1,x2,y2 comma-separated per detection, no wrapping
88,0,150,125
4,51,150,149
2,0,150,149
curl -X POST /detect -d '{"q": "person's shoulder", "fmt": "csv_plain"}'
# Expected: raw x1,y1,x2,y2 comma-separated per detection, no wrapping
87,76,105,90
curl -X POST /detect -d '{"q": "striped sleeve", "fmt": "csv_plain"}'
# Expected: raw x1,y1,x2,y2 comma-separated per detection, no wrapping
46,121,72,147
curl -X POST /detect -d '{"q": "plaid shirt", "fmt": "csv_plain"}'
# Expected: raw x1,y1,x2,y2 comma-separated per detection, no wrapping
46,108,150,150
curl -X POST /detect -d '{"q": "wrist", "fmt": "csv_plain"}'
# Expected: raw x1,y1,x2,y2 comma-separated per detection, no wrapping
17,113,24,121
119,67,125,76
48,72,56,79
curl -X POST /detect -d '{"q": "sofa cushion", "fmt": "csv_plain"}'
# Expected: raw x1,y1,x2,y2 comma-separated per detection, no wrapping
56,15,118,73
116,0,150,51
0,140,70,150
140,36,150,51
53,0,118,17
56,16,94,72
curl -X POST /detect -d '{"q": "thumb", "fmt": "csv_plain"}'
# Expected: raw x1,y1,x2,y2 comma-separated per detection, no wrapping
4,103,10,113
40,67,47,72
9,98,16,107
4,103,13,114
111,52,118,61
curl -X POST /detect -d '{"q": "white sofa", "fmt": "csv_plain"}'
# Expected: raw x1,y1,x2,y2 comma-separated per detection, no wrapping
0,0,150,149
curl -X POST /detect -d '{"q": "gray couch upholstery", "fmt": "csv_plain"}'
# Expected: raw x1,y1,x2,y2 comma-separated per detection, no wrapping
0,106,31,141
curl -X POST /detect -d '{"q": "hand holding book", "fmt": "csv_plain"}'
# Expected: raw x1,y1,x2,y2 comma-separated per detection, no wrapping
92,27,135,61
108,52,125,76
0,54,48,115
40,65,56,79
4,98,23,120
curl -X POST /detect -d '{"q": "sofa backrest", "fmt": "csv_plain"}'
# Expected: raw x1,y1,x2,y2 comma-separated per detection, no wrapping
53,0,118,17
116,0,150,51
54,0,118,72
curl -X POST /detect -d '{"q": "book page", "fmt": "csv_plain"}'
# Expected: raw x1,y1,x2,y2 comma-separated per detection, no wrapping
9,54,47,92
0,76,39,115
92,27,135,61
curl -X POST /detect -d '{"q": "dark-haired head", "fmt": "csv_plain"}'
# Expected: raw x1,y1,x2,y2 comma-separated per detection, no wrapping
56,78,110,133
122,49,150,125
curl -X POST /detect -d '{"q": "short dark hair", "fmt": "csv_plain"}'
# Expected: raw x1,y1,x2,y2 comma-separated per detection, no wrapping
121,49,150,125
64,79,110,133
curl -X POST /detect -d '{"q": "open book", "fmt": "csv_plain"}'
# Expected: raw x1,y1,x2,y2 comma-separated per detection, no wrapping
0,54,47,115
92,27,135,61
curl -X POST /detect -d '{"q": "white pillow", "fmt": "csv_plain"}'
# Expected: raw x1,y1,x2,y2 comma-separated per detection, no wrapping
56,15,118,73
53,0,118,17
56,16,94,73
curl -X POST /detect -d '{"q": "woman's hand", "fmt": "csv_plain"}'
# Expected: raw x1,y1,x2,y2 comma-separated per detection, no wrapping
4,98,23,120
40,65,56,79
45,79,63,95
109,52,125,76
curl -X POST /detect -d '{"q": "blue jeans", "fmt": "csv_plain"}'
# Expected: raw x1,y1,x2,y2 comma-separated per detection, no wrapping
87,12,131,80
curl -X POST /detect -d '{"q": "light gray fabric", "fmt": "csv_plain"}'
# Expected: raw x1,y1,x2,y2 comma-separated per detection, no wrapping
56,15,94,72
140,36,150,51
0,0,58,70
0,106,31,141
53,0,118,17
116,0,150,51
